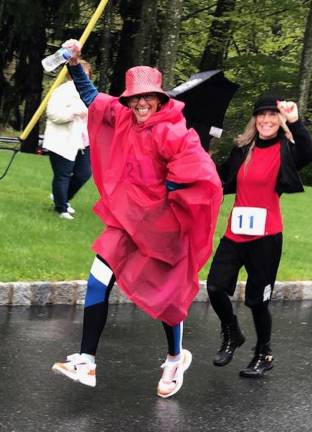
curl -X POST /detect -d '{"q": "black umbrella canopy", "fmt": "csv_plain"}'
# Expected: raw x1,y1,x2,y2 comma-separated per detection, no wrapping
169,70,239,151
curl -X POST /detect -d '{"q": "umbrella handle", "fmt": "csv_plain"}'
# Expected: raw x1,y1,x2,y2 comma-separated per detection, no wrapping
19,0,110,142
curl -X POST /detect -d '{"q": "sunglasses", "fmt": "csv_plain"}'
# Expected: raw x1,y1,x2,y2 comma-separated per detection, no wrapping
128,93,158,103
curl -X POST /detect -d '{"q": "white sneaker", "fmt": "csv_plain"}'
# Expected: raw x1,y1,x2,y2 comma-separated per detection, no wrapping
52,353,96,387
67,203,75,214
59,212,74,220
50,194,75,215
157,349,192,398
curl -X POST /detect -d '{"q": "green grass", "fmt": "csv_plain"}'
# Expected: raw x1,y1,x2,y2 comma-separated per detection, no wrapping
0,151,311,281
0,151,100,281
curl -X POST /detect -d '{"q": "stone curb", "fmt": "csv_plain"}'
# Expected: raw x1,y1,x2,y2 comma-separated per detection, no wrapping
0,280,312,305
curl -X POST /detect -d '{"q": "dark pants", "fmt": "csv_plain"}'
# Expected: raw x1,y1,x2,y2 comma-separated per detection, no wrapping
207,234,282,348
49,148,91,213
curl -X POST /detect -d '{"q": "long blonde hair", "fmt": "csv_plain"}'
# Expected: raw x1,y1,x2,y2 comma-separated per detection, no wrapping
235,113,294,167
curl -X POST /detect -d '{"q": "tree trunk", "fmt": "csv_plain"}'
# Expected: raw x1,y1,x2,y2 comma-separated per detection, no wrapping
133,0,158,65
0,0,16,126
109,0,143,96
158,0,183,89
21,3,46,152
22,50,45,152
298,3,312,120
200,0,236,71
98,0,114,92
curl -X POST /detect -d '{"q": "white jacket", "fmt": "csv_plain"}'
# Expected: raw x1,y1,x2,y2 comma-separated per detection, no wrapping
43,80,89,161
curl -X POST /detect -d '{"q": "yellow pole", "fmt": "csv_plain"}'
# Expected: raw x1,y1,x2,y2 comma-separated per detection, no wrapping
19,0,110,141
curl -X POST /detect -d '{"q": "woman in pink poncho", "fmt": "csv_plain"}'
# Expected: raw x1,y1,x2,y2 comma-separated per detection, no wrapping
52,39,222,398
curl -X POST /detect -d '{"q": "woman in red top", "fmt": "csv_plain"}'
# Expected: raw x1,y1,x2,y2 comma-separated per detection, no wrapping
51,39,222,397
207,94,312,377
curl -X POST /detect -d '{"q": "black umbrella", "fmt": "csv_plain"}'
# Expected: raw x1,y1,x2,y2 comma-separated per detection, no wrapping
169,70,239,151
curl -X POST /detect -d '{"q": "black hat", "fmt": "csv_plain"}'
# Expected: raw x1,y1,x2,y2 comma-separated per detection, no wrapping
252,94,282,116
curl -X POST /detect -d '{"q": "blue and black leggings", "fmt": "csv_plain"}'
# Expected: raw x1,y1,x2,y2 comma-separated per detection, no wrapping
80,255,183,357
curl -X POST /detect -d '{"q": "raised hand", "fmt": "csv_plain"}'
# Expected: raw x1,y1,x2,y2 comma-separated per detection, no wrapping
62,39,82,65
277,100,299,123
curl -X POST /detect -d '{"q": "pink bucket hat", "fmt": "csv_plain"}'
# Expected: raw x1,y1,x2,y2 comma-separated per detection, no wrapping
119,66,170,106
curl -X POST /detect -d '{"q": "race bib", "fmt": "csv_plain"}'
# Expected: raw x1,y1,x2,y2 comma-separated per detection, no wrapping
231,207,267,236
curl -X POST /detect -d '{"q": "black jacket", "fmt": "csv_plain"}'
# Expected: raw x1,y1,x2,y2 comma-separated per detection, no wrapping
218,120,312,195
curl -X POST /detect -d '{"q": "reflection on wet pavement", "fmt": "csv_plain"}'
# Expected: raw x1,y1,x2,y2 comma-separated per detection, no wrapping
0,301,311,432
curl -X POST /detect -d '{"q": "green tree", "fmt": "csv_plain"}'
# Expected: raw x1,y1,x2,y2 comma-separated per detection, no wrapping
298,1,312,120
109,0,143,95
158,0,184,88
200,0,236,70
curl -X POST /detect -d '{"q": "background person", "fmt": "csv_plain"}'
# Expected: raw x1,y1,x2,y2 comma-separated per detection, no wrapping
207,94,312,378
43,60,92,220
52,40,222,397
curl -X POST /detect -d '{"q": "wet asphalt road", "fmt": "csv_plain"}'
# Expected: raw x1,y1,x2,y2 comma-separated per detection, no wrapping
0,301,311,432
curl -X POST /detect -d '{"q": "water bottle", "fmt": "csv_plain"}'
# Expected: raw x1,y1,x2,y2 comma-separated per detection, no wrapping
41,47,73,72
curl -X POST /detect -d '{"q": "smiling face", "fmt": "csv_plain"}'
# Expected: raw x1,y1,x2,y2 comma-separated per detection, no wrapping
255,110,280,139
128,93,161,123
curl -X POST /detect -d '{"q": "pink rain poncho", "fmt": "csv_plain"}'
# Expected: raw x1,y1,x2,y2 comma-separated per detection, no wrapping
88,93,222,326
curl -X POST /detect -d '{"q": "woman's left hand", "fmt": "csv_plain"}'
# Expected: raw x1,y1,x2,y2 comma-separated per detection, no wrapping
277,100,299,123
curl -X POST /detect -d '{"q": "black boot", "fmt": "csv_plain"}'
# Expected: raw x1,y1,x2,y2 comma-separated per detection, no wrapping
239,343,274,378
213,316,245,367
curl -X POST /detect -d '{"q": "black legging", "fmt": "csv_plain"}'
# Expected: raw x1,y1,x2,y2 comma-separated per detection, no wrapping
207,284,271,347
80,274,115,355
251,302,271,348
81,256,183,356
